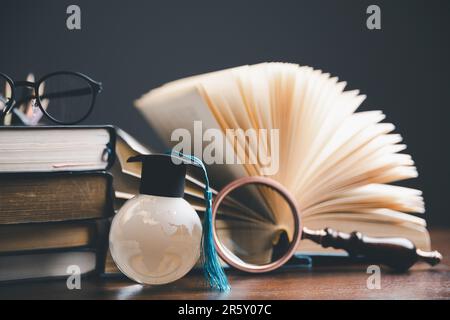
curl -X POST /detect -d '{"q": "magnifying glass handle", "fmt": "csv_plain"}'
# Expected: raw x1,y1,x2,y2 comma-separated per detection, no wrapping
302,227,442,271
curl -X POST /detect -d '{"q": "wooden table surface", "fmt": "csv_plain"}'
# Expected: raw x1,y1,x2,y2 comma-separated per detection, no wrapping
1,229,449,300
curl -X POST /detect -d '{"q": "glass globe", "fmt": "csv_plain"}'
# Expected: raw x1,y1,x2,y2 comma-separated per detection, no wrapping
109,194,202,285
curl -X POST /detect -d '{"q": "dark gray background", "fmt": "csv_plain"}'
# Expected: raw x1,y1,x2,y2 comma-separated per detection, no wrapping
1,0,449,226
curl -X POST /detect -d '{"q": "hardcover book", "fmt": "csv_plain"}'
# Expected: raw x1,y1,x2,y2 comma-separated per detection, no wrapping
0,126,116,173
0,171,114,224
134,62,430,261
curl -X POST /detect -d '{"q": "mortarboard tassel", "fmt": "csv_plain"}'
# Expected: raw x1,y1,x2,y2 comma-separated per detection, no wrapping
168,151,230,292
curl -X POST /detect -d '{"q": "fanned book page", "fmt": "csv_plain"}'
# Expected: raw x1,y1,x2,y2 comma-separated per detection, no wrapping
135,62,430,259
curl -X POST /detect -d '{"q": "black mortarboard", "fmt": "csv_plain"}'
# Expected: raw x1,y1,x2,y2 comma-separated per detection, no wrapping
128,154,196,198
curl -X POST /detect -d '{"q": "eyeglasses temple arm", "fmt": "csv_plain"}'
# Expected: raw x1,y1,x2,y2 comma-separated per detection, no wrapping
13,87,97,107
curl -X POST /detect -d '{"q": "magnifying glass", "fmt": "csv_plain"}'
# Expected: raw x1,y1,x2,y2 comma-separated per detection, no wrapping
211,176,442,273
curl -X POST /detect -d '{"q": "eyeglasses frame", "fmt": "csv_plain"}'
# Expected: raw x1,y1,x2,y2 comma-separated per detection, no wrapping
0,71,102,125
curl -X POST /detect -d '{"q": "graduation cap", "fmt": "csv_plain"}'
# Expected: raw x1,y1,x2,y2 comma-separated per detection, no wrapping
127,154,200,198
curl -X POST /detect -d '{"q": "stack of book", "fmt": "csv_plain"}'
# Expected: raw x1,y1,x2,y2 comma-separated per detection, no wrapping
0,126,116,282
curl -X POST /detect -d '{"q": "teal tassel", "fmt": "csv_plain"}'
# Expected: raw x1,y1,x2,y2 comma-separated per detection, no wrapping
168,151,230,292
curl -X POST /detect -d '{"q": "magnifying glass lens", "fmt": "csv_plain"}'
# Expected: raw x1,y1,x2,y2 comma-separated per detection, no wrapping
214,182,297,267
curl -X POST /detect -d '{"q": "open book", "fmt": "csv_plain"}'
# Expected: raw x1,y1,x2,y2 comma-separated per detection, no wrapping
129,63,429,261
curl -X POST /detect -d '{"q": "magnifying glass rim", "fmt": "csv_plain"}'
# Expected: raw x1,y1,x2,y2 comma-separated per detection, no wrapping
212,176,302,273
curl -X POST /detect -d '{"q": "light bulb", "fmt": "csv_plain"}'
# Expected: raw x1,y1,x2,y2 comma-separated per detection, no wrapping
109,194,202,285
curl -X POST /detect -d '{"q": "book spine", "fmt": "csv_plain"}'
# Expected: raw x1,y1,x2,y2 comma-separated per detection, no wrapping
94,218,112,274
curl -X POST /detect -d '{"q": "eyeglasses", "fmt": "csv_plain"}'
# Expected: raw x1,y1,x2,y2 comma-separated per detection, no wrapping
0,71,102,125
